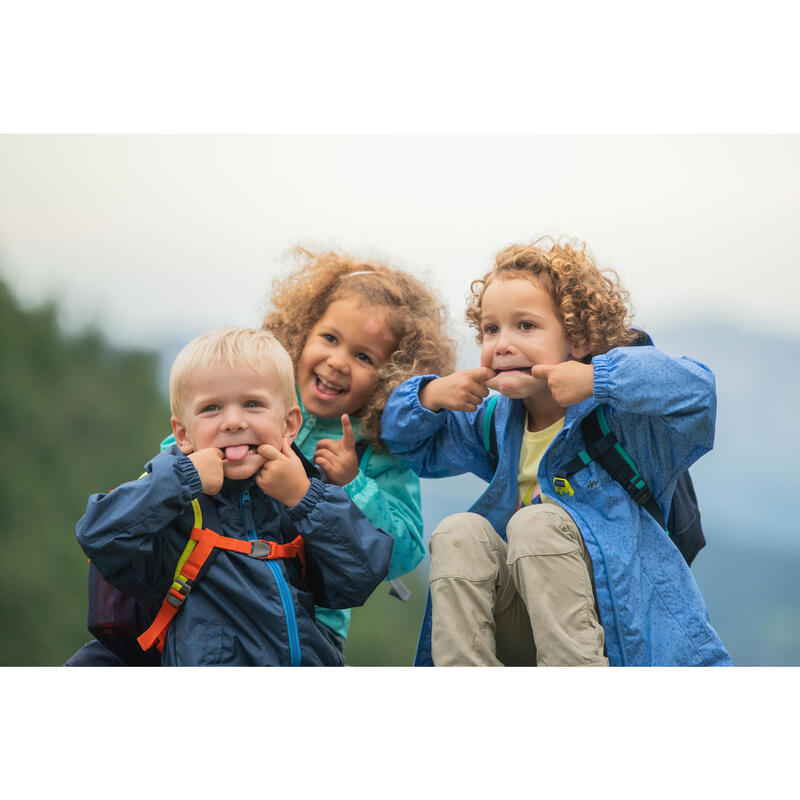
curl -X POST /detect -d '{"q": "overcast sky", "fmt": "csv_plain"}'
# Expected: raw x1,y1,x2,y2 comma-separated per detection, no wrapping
1,135,798,357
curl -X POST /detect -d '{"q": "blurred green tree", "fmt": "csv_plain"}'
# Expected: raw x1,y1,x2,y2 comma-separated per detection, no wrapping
0,278,171,665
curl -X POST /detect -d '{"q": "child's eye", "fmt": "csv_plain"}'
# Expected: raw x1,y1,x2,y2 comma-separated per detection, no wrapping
519,321,535,331
243,400,262,409
201,404,220,413
483,324,498,335
322,333,337,344
355,352,373,365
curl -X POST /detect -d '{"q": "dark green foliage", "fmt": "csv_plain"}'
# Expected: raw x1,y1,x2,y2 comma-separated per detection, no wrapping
0,279,171,665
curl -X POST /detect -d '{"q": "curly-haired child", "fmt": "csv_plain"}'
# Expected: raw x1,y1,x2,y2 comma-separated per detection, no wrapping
66,250,455,667
260,248,456,652
380,237,732,667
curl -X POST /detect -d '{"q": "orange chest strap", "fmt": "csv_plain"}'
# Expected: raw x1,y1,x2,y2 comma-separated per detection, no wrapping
137,527,307,653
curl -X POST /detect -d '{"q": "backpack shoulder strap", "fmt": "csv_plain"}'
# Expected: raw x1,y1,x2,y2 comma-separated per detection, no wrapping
556,405,667,530
482,394,501,461
355,439,371,467
137,494,310,653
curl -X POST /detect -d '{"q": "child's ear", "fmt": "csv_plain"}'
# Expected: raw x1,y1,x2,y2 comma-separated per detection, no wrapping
282,405,303,444
171,417,195,455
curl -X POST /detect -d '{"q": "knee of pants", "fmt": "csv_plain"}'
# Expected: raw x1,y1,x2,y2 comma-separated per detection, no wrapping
505,503,584,563
429,512,501,582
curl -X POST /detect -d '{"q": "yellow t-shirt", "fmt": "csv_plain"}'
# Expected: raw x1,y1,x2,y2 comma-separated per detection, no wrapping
517,415,565,506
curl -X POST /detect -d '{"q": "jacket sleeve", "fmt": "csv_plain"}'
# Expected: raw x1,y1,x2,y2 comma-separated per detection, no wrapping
341,452,424,580
75,449,201,588
286,478,394,609
380,375,497,481
592,345,716,512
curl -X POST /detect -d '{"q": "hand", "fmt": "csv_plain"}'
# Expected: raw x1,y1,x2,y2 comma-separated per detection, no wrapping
255,439,312,507
188,448,226,495
314,414,359,486
419,367,496,412
531,361,594,407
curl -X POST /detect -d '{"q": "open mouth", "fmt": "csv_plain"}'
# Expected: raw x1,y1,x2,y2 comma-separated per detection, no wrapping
493,366,532,375
314,374,346,396
222,444,259,462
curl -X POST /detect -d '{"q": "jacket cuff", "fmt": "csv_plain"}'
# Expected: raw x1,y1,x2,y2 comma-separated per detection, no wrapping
410,375,447,425
286,477,326,521
591,353,612,404
173,453,204,497
344,470,369,498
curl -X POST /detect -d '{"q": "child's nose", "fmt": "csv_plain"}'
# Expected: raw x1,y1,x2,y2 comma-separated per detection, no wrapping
220,408,247,430
494,332,515,354
326,352,349,373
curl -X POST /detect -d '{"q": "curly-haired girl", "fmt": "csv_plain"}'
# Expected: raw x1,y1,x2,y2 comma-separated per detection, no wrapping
262,248,456,651
381,236,731,667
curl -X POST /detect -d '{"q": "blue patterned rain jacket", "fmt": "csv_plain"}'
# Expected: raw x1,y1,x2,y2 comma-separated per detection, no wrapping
380,345,732,666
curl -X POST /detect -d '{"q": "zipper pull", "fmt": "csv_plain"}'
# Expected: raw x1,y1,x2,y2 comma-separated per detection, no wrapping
239,488,257,539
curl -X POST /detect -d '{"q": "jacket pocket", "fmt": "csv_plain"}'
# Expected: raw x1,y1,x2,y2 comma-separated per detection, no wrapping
187,621,231,666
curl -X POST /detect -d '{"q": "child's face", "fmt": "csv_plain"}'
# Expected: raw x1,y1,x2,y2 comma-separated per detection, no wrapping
296,297,395,420
172,362,301,481
480,276,588,399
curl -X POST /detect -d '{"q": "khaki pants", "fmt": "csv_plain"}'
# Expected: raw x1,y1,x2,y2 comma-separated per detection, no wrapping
428,505,608,666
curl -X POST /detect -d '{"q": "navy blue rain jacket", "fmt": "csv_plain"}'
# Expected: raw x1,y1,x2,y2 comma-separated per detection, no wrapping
76,445,393,666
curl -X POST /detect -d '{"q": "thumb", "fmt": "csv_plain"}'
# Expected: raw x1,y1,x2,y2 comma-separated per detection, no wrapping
281,438,298,460
257,443,284,462
473,366,497,383
531,364,554,380
340,414,356,451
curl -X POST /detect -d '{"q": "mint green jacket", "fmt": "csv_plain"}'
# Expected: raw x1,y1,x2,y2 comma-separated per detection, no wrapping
161,396,424,640
293,398,425,639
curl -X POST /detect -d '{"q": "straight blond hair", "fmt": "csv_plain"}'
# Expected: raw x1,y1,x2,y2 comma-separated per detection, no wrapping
169,327,296,419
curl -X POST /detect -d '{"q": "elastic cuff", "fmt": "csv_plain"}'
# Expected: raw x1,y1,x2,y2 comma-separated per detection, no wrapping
344,470,368,497
411,375,445,421
174,454,204,497
287,477,326,521
591,353,611,403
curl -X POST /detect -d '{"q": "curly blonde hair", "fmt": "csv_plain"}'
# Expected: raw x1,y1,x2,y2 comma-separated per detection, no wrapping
262,248,456,446
466,237,637,356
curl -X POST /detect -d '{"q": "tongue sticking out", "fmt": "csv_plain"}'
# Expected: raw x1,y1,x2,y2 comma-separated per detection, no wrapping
224,445,251,462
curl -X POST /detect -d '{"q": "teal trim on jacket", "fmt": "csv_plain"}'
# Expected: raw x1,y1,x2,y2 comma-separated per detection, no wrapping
160,394,424,641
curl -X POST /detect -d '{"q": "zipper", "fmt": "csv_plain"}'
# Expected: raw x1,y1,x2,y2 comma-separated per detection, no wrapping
543,492,628,666
239,489,301,666
541,436,628,666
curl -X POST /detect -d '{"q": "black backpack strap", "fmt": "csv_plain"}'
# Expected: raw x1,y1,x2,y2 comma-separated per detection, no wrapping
355,439,370,464
557,405,667,531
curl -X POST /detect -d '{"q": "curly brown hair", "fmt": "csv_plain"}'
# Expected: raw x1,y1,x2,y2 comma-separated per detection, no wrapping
466,236,637,356
262,248,456,446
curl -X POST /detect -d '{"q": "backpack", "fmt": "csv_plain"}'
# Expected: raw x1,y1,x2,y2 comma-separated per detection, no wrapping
481,386,707,567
